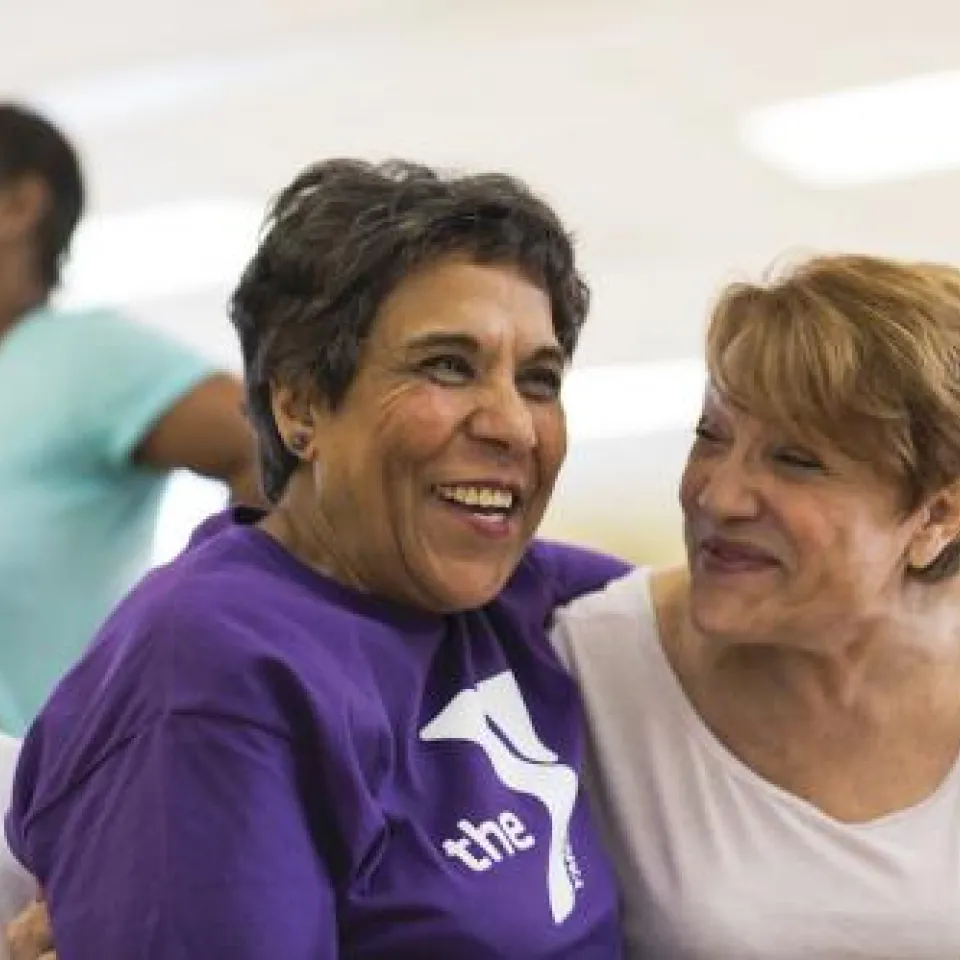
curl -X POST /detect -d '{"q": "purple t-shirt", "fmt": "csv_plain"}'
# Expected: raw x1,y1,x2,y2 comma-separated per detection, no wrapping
7,511,630,958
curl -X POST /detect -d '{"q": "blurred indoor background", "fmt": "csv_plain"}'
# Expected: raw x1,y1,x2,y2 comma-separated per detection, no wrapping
4,0,959,567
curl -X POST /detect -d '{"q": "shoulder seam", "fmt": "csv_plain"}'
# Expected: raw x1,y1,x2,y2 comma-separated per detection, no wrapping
20,709,293,839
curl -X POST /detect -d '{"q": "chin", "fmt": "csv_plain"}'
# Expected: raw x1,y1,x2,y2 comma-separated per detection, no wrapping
429,560,516,613
689,592,766,643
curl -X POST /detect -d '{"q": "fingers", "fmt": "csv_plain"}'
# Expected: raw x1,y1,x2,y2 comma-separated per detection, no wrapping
5,899,53,960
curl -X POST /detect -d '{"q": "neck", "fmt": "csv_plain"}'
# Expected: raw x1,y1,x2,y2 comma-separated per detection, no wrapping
680,581,960,719
258,474,366,592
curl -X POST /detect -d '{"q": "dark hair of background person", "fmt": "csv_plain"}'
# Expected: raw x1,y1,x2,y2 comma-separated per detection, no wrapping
0,103,85,291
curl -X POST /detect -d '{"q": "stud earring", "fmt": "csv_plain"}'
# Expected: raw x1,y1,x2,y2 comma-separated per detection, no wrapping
289,432,310,455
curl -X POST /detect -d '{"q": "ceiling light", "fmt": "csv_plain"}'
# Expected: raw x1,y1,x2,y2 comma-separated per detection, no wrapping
30,48,324,130
740,71,960,187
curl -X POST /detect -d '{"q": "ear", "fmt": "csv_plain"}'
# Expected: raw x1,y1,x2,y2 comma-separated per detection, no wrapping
0,175,48,244
269,383,322,462
907,481,960,571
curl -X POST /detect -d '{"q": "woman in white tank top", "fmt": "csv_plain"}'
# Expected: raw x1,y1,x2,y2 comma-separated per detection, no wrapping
554,253,960,959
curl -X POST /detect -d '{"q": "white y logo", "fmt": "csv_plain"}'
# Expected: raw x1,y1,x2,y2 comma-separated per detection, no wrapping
420,672,581,923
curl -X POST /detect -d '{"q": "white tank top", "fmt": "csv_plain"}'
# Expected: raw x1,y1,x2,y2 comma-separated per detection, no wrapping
552,568,960,959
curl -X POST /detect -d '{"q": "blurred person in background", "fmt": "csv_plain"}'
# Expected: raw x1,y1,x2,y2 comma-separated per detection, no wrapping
554,254,960,958
0,103,261,734
6,159,628,958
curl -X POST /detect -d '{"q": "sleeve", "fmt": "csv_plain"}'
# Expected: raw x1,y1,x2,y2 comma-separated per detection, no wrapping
17,716,338,959
59,309,221,469
529,540,633,609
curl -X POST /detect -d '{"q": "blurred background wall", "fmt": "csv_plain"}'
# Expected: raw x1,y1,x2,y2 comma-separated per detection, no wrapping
5,0,960,568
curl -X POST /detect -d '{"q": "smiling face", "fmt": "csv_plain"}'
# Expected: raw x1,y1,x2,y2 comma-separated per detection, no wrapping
273,257,567,612
679,388,940,648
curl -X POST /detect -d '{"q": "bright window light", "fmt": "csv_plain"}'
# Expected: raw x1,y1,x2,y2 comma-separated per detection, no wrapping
152,471,229,567
564,359,705,443
59,199,265,308
740,71,960,187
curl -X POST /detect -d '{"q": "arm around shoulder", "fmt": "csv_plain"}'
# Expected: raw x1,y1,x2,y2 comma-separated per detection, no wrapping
530,539,633,608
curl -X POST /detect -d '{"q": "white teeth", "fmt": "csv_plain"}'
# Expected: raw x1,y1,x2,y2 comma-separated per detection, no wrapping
436,484,514,510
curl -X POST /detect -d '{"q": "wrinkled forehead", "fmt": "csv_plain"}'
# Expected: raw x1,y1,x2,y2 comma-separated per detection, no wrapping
370,259,560,355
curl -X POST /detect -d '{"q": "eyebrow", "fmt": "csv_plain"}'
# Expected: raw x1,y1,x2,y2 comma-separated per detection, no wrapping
404,332,567,366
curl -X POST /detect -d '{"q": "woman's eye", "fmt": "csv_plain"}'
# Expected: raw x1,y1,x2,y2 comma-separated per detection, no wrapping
519,368,563,400
775,449,824,471
694,423,722,443
420,355,474,384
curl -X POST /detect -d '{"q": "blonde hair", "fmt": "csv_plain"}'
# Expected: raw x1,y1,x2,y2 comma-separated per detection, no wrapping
707,253,960,580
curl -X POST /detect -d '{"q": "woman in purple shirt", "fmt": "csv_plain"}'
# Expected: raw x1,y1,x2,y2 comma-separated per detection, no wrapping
6,160,627,958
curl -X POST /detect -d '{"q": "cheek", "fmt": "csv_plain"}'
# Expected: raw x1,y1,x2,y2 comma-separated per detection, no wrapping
786,517,841,575
678,459,700,511
373,384,469,463
825,515,906,574
789,501,877,558
779,506,889,602
534,407,567,483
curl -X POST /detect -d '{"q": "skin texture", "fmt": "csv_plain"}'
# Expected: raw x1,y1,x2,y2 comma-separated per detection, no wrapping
681,387,943,650
656,386,960,824
5,899,53,960
262,258,568,613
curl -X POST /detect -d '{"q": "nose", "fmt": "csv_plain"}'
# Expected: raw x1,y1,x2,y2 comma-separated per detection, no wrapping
692,452,761,521
467,376,537,453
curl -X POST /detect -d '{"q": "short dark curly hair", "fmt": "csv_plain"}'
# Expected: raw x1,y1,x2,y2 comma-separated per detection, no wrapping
230,159,590,503
0,103,84,291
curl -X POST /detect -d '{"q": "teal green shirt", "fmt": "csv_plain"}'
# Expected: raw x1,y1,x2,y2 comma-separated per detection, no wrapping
0,306,217,733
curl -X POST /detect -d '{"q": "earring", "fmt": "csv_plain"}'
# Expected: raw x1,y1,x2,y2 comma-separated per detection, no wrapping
289,432,310,455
